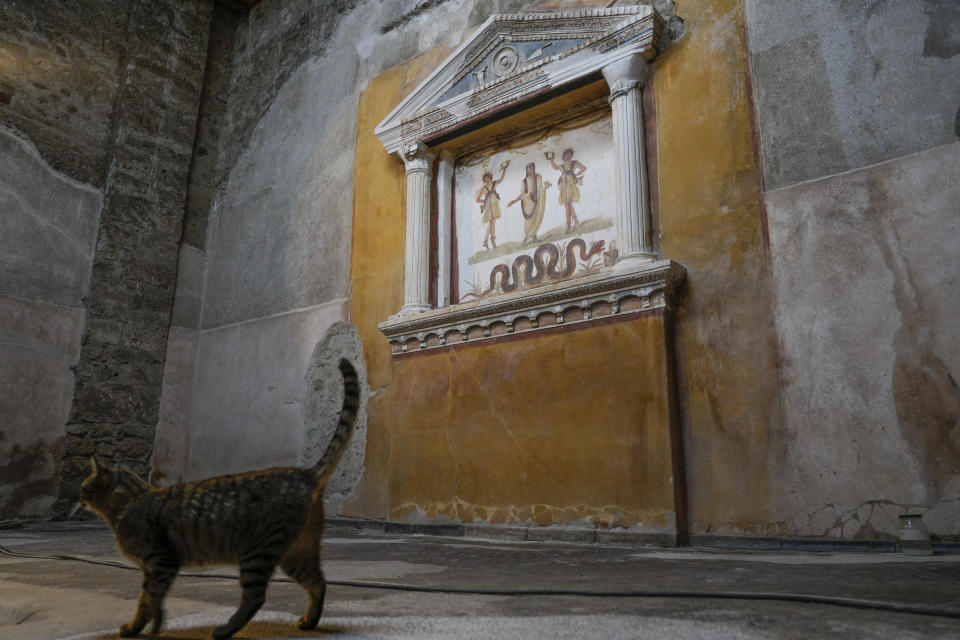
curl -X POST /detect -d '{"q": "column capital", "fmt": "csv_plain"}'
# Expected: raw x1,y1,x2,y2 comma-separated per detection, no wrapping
607,79,643,103
400,141,436,173
601,53,649,95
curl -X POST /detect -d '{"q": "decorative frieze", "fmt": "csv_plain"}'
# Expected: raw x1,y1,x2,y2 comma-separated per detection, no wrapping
594,15,662,54
379,260,685,354
467,67,548,109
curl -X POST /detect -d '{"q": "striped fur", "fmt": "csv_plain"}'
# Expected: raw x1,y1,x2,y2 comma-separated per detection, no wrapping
78,358,360,639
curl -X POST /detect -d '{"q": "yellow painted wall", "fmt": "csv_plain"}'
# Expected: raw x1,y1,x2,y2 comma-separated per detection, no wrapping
374,316,678,527
650,0,787,535
346,0,785,535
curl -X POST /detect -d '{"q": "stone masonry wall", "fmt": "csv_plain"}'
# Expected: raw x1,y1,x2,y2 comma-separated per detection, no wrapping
53,0,216,515
0,0,215,518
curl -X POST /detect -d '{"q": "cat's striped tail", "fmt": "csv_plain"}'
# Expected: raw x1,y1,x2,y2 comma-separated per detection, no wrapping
313,358,361,483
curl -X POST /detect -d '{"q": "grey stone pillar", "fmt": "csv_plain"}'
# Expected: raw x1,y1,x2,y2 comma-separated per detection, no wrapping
400,141,436,315
603,54,657,266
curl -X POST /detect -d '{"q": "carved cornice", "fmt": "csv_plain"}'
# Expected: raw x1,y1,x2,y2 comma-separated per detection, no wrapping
376,5,666,156
380,260,686,355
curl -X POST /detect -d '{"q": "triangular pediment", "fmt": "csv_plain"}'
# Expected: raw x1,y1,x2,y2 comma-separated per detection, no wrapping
375,6,663,155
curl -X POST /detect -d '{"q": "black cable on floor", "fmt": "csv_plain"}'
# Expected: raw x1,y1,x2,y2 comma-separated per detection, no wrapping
2,544,959,620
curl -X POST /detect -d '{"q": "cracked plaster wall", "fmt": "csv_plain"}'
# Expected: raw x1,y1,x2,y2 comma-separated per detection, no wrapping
765,142,960,540
748,0,960,539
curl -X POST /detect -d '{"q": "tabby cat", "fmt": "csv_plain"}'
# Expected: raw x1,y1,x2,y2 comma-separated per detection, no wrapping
78,357,360,639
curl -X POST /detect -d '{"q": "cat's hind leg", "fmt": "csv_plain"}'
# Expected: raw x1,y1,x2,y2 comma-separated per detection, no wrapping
280,548,326,630
120,562,178,637
119,588,150,638
281,498,327,630
213,557,277,639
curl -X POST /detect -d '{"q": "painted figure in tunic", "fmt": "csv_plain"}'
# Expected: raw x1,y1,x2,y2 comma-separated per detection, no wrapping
546,148,587,232
475,161,509,249
508,162,551,244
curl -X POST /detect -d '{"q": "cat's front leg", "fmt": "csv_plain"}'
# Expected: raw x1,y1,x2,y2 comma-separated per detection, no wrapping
119,588,151,637
122,562,179,637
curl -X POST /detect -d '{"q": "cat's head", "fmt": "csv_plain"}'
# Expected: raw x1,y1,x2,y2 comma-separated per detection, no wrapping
78,457,149,521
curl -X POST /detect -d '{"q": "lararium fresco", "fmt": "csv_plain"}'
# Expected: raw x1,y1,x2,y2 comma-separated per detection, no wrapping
455,112,617,303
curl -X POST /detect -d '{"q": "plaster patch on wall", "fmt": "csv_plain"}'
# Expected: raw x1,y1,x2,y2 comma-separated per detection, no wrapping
0,124,103,306
0,439,60,518
746,0,960,189
186,300,349,481
922,0,960,59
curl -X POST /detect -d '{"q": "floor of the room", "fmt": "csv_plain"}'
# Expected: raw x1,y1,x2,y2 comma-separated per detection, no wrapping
1,520,958,639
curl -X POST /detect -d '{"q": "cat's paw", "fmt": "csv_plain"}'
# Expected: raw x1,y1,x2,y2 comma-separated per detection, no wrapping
296,615,320,630
119,622,144,637
212,624,236,639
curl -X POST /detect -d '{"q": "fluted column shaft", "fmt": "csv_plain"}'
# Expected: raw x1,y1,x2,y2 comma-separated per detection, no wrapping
603,55,657,266
401,142,436,314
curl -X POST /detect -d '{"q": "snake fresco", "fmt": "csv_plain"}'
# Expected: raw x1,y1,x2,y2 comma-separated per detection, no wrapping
480,237,605,297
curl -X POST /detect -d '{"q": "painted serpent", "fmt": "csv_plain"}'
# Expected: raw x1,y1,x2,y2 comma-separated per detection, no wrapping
483,238,605,296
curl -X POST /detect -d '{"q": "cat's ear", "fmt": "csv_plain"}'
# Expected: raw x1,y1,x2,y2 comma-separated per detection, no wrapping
90,457,113,485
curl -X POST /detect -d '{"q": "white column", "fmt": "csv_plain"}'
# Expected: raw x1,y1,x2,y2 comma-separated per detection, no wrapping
602,54,657,266
400,141,436,315
435,150,454,308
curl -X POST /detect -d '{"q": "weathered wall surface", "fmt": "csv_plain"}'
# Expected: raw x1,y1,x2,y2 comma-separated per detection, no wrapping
0,0,121,517
746,0,960,191
651,0,785,536
55,1,214,513
176,0,365,481
767,142,960,539
346,314,682,532
0,0,213,517
0,127,101,518
747,0,960,539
